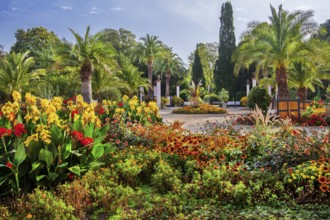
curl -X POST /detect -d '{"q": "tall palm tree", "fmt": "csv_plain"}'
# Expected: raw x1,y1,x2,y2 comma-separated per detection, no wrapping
233,5,317,100
288,61,328,101
154,47,183,97
136,34,162,97
67,26,117,103
0,51,44,95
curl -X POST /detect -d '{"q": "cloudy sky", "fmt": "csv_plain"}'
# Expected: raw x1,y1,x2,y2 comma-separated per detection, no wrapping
0,0,329,64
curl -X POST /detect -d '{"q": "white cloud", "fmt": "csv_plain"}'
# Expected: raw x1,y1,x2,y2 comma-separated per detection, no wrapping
236,8,245,11
61,6,73,10
111,7,123,11
237,17,248,22
92,7,97,10
89,11,99,14
294,5,312,11
0,11,13,15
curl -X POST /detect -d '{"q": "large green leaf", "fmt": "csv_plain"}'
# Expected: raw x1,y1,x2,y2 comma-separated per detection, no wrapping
30,162,42,173
26,139,42,161
68,165,81,176
91,144,104,160
50,125,63,145
84,123,94,138
61,143,72,160
36,175,46,182
57,162,68,168
13,143,26,167
72,118,83,132
39,149,53,168
88,161,104,169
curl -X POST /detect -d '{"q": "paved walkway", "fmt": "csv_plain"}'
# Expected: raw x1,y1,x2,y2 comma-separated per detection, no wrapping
159,107,330,134
159,107,251,132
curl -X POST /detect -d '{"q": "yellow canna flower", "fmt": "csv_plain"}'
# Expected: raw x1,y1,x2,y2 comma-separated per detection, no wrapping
12,91,21,102
24,133,39,147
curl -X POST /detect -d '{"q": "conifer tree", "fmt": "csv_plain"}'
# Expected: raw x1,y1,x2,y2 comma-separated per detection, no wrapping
214,1,236,98
191,44,205,85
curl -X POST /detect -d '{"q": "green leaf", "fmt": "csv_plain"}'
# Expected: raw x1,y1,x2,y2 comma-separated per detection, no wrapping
48,172,59,181
13,143,26,167
36,175,46,182
68,166,81,176
89,161,104,169
91,144,104,160
26,139,42,161
72,119,83,132
39,149,53,168
84,123,94,138
104,144,116,155
0,176,8,186
30,162,42,173
93,136,104,146
57,162,68,168
71,150,83,157
50,125,63,145
61,143,72,160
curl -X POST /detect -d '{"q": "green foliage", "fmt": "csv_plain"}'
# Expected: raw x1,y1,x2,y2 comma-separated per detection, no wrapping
161,96,169,108
240,96,247,106
247,86,271,111
191,44,205,85
214,1,236,97
218,88,230,102
172,96,184,106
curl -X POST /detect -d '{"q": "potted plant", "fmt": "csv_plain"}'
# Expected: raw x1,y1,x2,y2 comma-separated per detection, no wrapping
218,88,229,108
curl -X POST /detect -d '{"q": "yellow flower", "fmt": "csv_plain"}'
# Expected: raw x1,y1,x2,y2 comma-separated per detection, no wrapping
26,213,33,219
25,93,37,106
24,133,39,147
51,97,63,111
123,95,129,102
12,91,21,102
36,125,51,144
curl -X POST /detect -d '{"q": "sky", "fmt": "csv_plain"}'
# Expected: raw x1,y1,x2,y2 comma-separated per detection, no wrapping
0,0,329,64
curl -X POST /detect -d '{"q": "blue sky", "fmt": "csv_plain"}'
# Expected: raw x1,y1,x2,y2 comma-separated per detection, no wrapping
0,0,329,64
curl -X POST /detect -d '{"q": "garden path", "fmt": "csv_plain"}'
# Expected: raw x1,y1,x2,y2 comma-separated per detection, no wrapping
159,107,330,135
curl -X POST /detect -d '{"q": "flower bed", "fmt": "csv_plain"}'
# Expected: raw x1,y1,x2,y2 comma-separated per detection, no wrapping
172,103,227,114
0,94,329,219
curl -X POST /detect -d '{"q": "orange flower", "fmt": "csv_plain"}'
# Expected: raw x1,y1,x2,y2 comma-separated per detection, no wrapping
320,184,328,192
241,154,247,159
26,214,33,219
322,166,329,172
318,176,327,184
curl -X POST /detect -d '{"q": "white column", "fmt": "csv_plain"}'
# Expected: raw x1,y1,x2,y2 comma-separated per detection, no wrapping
156,79,161,108
153,85,157,97
246,83,250,97
139,87,144,101
252,78,257,87
176,85,180,97
268,85,272,96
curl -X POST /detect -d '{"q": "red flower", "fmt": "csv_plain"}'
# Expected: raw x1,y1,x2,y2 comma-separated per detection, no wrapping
80,137,94,146
0,128,12,137
98,108,105,115
71,109,79,119
118,102,123,107
6,161,13,169
67,172,74,180
70,130,84,141
14,123,27,137
0,111,2,117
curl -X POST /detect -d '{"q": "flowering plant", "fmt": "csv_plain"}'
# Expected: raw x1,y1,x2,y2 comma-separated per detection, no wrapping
0,92,116,194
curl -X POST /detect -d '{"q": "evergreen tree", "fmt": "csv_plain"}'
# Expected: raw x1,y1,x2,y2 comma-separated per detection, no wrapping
214,1,236,98
191,44,205,85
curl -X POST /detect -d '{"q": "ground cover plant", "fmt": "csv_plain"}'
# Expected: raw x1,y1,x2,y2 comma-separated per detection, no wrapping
0,92,329,219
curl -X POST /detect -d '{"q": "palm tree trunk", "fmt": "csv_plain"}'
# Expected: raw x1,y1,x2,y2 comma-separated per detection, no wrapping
165,72,171,97
297,87,307,102
81,61,92,103
276,66,290,100
147,60,153,97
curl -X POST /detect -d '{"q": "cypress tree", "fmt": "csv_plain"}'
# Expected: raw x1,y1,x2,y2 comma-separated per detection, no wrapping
214,1,236,98
191,44,205,85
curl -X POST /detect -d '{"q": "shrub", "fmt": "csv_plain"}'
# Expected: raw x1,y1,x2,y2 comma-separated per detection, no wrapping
247,86,271,111
240,96,247,107
172,96,184,107
161,97,169,108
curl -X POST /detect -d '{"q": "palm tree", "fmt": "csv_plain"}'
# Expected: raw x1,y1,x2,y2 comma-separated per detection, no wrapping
116,56,151,96
0,51,44,95
154,47,183,97
288,61,328,101
233,5,317,100
181,80,205,106
136,34,162,97
67,26,117,103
